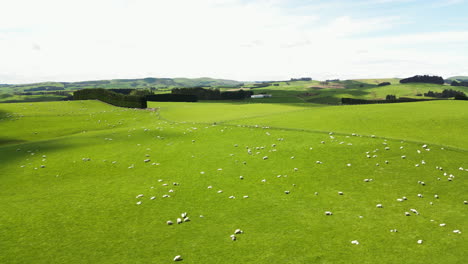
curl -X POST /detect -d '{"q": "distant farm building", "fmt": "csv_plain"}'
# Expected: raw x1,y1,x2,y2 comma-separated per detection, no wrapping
251,94,272,99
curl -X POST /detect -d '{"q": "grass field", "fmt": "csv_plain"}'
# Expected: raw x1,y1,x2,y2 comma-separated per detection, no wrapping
1,98,467,263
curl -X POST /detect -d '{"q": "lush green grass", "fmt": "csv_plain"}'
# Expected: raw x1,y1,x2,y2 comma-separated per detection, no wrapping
245,80,468,104
0,94,68,103
1,100,466,264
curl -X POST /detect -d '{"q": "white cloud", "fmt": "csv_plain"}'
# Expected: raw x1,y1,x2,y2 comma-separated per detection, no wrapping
0,0,466,83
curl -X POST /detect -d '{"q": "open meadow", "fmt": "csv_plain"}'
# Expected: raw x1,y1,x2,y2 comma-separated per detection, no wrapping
1,98,467,263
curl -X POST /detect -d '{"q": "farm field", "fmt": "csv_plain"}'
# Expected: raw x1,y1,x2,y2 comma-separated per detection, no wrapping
1,99,467,264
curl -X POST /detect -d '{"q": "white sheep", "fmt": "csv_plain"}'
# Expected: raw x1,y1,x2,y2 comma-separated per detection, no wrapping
243,195,249,198
177,218,182,224
136,201,142,205
181,212,187,218
325,211,333,215
439,223,446,227
338,191,343,195
376,204,383,208
174,255,182,261
285,191,290,194
167,220,173,225
453,230,461,234
234,229,243,234
417,194,423,198
239,176,244,180
405,212,411,216
417,240,423,244
351,240,359,245
183,217,190,222
230,234,236,241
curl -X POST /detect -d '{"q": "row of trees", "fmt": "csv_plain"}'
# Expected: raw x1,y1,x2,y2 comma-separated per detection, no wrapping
400,75,444,84
73,89,147,108
171,87,253,100
424,89,467,99
451,81,468,87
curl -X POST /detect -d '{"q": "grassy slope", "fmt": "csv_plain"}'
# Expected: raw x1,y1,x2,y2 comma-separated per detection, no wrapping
246,80,468,104
226,100,468,150
0,100,467,264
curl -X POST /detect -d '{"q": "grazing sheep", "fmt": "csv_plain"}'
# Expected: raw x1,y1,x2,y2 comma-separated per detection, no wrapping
162,194,170,198
239,176,244,180
402,196,407,200
325,211,333,215
235,229,243,234
229,196,235,199
263,156,268,160
397,198,403,202
230,235,236,241
439,223,446,227
181,212,187,218
314,192,319,195
136,194,144,198
261,179,266,182
453,230,461,234
285,191,290,194
243,195,249,198
390,229,398,232
174,255,182,261
217,190,223,193
167,220,173,225
208,186,212,189
417,194,423,198
316,161,322,164
405,212,411,216
338,192,343,195
434,194,439,199
183,217,190,222
136,201,142,205
464,201,468,204
376,204,383,208
144,159,151,163
351,240,359,245
150,196,156,200
401,155,406,159
410,209,419,215
177,218,182,224
169,189,174,193
417,240,423,244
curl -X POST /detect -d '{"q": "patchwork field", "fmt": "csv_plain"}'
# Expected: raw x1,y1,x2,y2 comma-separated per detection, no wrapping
1,100,467,263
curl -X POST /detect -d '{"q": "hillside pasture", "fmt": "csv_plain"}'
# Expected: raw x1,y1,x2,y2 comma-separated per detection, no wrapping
0,100,467,264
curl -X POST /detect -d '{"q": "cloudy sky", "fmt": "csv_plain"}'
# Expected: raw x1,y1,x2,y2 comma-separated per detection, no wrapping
1,0,467,83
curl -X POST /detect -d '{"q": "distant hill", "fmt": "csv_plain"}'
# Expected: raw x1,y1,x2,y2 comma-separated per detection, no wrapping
445,76,468,83
0,77,243,93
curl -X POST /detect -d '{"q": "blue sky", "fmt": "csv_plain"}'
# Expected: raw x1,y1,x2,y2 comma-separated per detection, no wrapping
0,0,467,83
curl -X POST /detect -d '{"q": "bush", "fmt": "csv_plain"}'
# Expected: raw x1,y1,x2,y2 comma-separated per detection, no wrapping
73,88,147,108
378,82,391,86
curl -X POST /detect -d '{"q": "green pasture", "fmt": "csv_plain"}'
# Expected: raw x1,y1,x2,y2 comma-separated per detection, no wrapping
0,99,467,263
